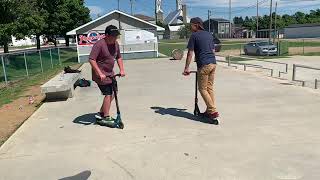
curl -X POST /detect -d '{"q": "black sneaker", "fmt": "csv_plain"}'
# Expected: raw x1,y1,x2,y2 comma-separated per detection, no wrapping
95,112,104,120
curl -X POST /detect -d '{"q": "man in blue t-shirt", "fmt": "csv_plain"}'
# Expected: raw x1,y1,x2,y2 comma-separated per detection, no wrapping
183,17,219,121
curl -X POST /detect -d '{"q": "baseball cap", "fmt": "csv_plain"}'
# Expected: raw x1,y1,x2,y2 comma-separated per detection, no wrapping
105,25,121,37
190,17,204,30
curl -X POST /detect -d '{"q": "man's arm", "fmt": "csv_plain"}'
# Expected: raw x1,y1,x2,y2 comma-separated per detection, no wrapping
89,59,106,81
183,49,194,75
183,34,195,76
116,58,125,77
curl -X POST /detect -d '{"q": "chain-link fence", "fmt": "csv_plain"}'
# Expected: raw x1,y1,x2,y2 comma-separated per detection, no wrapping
278,38,320,56
0,47,78,88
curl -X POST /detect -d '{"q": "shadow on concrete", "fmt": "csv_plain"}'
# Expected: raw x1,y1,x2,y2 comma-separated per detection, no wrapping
150,106,213,124
73,113,96,126
58,170,91,180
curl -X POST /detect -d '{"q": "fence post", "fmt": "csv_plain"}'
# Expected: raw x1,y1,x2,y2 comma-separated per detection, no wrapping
239,44,242,56
302,39,305,55
315,79,318,89
23,52,29,78
227,55,231,66
277,41,280,56
49,49,53,68
58,48,61,65
292,64,296,81
1,55,8,85
39,50,44,73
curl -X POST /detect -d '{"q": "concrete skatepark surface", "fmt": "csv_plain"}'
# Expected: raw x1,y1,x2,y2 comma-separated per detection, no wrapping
0,58,320,180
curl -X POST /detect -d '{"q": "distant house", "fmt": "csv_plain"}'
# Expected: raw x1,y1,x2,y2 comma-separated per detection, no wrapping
233,26,253,38
256,29,284,39
11,35,44,47
284,23,320,38
203,18,231,38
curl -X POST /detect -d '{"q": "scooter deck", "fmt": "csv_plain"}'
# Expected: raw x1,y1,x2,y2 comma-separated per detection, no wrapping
95,117,124,129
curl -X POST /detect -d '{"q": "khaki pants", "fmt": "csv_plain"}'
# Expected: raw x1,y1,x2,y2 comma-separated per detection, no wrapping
198,64,217,113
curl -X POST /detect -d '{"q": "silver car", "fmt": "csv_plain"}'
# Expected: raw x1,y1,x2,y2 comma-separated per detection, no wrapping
244,41,278,56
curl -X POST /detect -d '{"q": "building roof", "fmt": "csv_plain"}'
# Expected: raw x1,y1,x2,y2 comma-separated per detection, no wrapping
164,10,190,25
212,18,230,23
164,10,183,25
67,10,165,35
285,23,320,28
134,14,155,22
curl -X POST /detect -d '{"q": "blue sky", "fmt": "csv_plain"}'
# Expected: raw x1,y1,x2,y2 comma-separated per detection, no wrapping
85,0,320,21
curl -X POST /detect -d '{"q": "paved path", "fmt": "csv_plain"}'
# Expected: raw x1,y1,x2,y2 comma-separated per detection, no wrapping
1,58,320,180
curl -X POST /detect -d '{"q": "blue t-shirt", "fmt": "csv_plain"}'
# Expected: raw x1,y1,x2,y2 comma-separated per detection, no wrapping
187,30,216,68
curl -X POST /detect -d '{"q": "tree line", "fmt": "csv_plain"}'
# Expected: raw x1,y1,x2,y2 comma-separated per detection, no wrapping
0,0,91,53
234,9,320,31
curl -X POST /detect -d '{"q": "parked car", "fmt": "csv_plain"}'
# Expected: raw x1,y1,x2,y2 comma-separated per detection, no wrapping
244,41,277,56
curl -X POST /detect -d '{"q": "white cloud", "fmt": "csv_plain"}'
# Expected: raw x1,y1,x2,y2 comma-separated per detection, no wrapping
88,6,104,16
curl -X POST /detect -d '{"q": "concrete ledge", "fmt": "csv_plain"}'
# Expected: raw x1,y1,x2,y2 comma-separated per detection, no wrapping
41,72,81,100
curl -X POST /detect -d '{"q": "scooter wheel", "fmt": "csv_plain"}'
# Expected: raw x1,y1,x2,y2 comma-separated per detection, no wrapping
118,122,124,129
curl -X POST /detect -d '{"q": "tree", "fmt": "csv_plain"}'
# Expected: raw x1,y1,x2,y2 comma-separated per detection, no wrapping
293,11,307,24
56,0,91,46
233,16,244,26
243,16,255,30
178,24,191,39
15,0,48,49
0,0,19,53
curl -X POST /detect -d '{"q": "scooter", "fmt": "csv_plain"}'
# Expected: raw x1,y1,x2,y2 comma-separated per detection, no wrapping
190,71,219,125
96,74,124,129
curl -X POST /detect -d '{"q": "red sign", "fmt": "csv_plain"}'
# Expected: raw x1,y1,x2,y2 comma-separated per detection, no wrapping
78,31,105,45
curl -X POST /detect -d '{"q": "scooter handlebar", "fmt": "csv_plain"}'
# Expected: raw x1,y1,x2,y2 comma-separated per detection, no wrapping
107,74,121,78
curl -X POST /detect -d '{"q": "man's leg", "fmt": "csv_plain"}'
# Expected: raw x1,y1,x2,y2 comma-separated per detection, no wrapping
207,64,217,113
198,65,215,114
98,84,114,118
102,95,113,117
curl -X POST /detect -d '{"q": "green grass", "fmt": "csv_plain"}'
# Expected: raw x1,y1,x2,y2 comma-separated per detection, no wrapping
158,43,187,57
159,39,188,43
221,40,246,44
0,48,79,107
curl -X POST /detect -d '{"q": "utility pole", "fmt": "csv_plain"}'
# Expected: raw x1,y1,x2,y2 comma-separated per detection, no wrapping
268,0,273,56
273,1,278,43
118,0,121,29
229,0,232,38
155,0,157,23
256,0,259,38
130,0,134,15
208,10,212,33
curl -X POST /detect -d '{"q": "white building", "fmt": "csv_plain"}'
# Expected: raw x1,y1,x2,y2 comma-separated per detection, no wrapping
67,10,165,62
11,35,44,47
